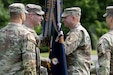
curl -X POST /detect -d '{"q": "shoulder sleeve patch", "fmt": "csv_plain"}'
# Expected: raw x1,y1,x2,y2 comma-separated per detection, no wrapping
65,32,78,45
27,33,36,44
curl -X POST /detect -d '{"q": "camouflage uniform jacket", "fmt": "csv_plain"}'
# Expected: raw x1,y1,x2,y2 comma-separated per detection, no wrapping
0,22,39,75
24,25,48,47
24,25,49,72
97,30,113,75
64,23,92,75
23,25,42,74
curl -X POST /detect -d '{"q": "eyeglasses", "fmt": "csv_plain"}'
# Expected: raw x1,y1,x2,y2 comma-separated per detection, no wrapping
106,14,113,17
27,13,42,17
32,13,43,16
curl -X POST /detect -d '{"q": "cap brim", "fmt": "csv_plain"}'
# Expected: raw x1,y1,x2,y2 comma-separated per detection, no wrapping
36,11,44,15
24,9,28,14
25,10,28,14
103,13,107,17
62,12,68,17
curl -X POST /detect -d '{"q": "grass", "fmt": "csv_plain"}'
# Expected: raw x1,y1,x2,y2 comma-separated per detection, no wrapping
41,51,97,75
40,52,49,57
91,50,97,55
40,50,97,57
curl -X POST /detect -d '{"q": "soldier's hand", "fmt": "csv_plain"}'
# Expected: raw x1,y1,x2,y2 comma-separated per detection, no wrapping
55,30,64,43
58,35,64,44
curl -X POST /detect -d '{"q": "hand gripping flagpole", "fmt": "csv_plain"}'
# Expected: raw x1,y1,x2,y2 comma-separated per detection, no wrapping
43,0,68,75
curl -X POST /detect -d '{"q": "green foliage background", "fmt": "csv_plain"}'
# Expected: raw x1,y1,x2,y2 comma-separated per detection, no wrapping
0,0,113,49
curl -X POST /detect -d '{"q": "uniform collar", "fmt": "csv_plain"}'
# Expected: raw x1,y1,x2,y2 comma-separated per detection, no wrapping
8,22,23,26
23,25,35,33
70,23,81,31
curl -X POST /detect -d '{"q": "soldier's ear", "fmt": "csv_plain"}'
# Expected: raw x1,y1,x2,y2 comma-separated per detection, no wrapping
72,15,77,20
72,16,76,19
109,16,113,22
19,13,24,20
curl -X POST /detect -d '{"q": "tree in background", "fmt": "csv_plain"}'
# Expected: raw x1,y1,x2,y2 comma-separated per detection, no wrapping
0,0,9,29
0,0,113,49
62,0,113,49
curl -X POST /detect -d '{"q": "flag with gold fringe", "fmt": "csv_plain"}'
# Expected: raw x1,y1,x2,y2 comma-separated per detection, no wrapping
43,0,68,75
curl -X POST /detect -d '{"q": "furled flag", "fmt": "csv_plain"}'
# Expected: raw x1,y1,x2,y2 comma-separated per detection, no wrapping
43,0,68,75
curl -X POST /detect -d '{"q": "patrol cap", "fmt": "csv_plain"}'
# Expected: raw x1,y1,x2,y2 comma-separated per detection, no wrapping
103,6,113,17
62,7,81,17
9,3,28,13
26,4,44,15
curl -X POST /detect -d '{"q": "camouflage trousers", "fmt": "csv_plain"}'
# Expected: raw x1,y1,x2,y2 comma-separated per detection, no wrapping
68,66,90,75
40,66,48,75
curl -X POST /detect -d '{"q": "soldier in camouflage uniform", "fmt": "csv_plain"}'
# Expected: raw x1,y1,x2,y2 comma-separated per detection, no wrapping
24,4,45,47
24,4,48,75
97,6,113,75
59,7,92,75
0,3,39,75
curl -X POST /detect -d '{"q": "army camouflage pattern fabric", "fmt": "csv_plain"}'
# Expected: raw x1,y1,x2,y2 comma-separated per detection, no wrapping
23,25,48,47
24,25,49,74
64,23,92,75
0,23,39,75
97,30,113,75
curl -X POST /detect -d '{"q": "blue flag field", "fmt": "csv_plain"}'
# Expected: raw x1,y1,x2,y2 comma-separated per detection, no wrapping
43,0,68,75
